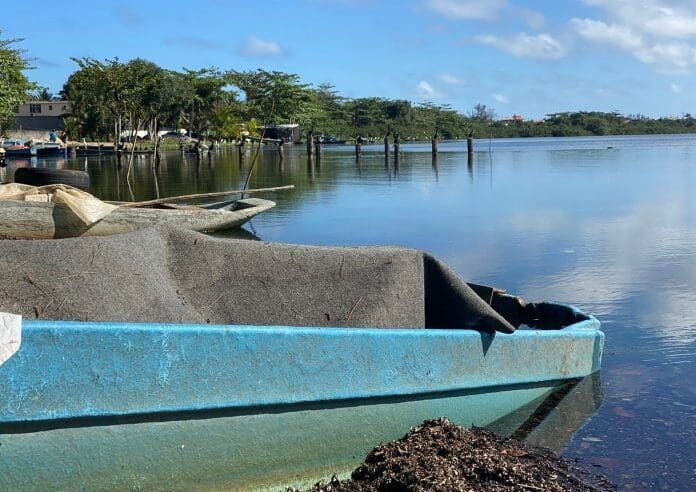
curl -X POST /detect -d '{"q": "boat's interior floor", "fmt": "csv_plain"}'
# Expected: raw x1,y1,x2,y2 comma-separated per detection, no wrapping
0,228,577,333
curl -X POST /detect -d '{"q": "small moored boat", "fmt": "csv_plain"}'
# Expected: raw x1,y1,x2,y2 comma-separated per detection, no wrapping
0,183,276,239
0,229,604,489
2,142,66,158
3,145,36,158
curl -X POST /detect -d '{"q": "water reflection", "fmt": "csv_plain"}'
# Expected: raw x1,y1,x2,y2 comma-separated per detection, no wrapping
1,135,694,489
494,373,604,453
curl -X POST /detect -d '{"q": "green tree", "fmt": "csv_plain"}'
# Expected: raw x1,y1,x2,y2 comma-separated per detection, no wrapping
229,69,310,123
469,103,496,123
0,32,35,134
30,87,54,101
173,68,237,137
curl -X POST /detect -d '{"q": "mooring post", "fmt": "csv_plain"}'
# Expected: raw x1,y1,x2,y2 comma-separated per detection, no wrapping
431,132,438,156
393,134,401,155
314,137,323,161
384,133,390,158
467,131,474,157
355,135,363,160
306,131,313,156
278,140,285,160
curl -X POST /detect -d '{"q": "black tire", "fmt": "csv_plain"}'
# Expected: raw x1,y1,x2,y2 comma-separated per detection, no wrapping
14,168,90,190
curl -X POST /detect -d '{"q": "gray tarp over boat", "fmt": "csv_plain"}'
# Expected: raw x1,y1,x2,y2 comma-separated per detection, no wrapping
0,228,525,332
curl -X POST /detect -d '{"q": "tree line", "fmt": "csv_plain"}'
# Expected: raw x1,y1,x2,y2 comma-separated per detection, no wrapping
2,33,696,142
59,58,482,142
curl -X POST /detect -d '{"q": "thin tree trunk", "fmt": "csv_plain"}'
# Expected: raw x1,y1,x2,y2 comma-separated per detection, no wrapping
152,162,160,199
152,117,160,163
126,117,142,183
115,115,122,163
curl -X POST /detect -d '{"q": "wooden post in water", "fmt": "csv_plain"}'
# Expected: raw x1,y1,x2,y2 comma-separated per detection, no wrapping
467,131,474,157
393,134,401,168
278,139,285,161
306,131,313,156
431,132,438,156
355,135,363,160
383,133,390,158
314,136,323,162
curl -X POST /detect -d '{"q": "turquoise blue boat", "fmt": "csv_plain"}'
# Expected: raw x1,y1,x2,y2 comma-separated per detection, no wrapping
0,229,604,490
0,314,603,489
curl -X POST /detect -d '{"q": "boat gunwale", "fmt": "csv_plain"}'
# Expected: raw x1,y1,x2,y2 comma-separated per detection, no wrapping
2,306,603,425
21,310,600,337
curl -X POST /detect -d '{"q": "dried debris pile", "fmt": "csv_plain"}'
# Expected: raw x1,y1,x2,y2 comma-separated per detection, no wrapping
293,418,615,492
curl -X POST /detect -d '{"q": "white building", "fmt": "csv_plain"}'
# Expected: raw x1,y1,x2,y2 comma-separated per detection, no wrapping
10,101,72,134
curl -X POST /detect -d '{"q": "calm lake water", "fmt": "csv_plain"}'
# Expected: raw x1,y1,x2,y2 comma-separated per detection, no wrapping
3,134,695,489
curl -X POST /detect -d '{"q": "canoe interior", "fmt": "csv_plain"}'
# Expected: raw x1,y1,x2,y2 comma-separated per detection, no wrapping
0,227,581,332
0,374,603,491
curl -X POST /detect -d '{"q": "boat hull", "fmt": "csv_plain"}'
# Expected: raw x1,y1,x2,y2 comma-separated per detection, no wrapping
0,197,275,239
0,381,588,491
34,146,66,157
3,147,36,158
0,316,603,490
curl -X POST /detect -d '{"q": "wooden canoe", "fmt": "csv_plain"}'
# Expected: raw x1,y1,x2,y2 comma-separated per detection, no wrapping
0,197,275,239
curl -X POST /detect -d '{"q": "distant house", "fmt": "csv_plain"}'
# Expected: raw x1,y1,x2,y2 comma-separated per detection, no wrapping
261,124,301,143
500,114,524,126
11,100,72,131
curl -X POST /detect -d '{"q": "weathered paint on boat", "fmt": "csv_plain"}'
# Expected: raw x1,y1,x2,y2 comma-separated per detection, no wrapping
0,313,603,490
0,197,275,239
0,315,602,424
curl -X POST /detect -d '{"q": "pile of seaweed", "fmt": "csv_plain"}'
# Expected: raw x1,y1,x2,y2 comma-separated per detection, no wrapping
292,419,615,492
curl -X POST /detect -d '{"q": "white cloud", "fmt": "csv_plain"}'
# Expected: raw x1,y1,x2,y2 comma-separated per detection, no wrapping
239,36,283,57
438,73,466,85
475,33,566,60
492,93,509,103
570,18,642,51
574,1,696,72
583,0,696,39
669,82,682,93
417,80,436,97
424,0,508,20
633,42,696,72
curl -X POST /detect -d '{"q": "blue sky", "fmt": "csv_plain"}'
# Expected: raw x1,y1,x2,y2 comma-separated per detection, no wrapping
5,0,696,119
